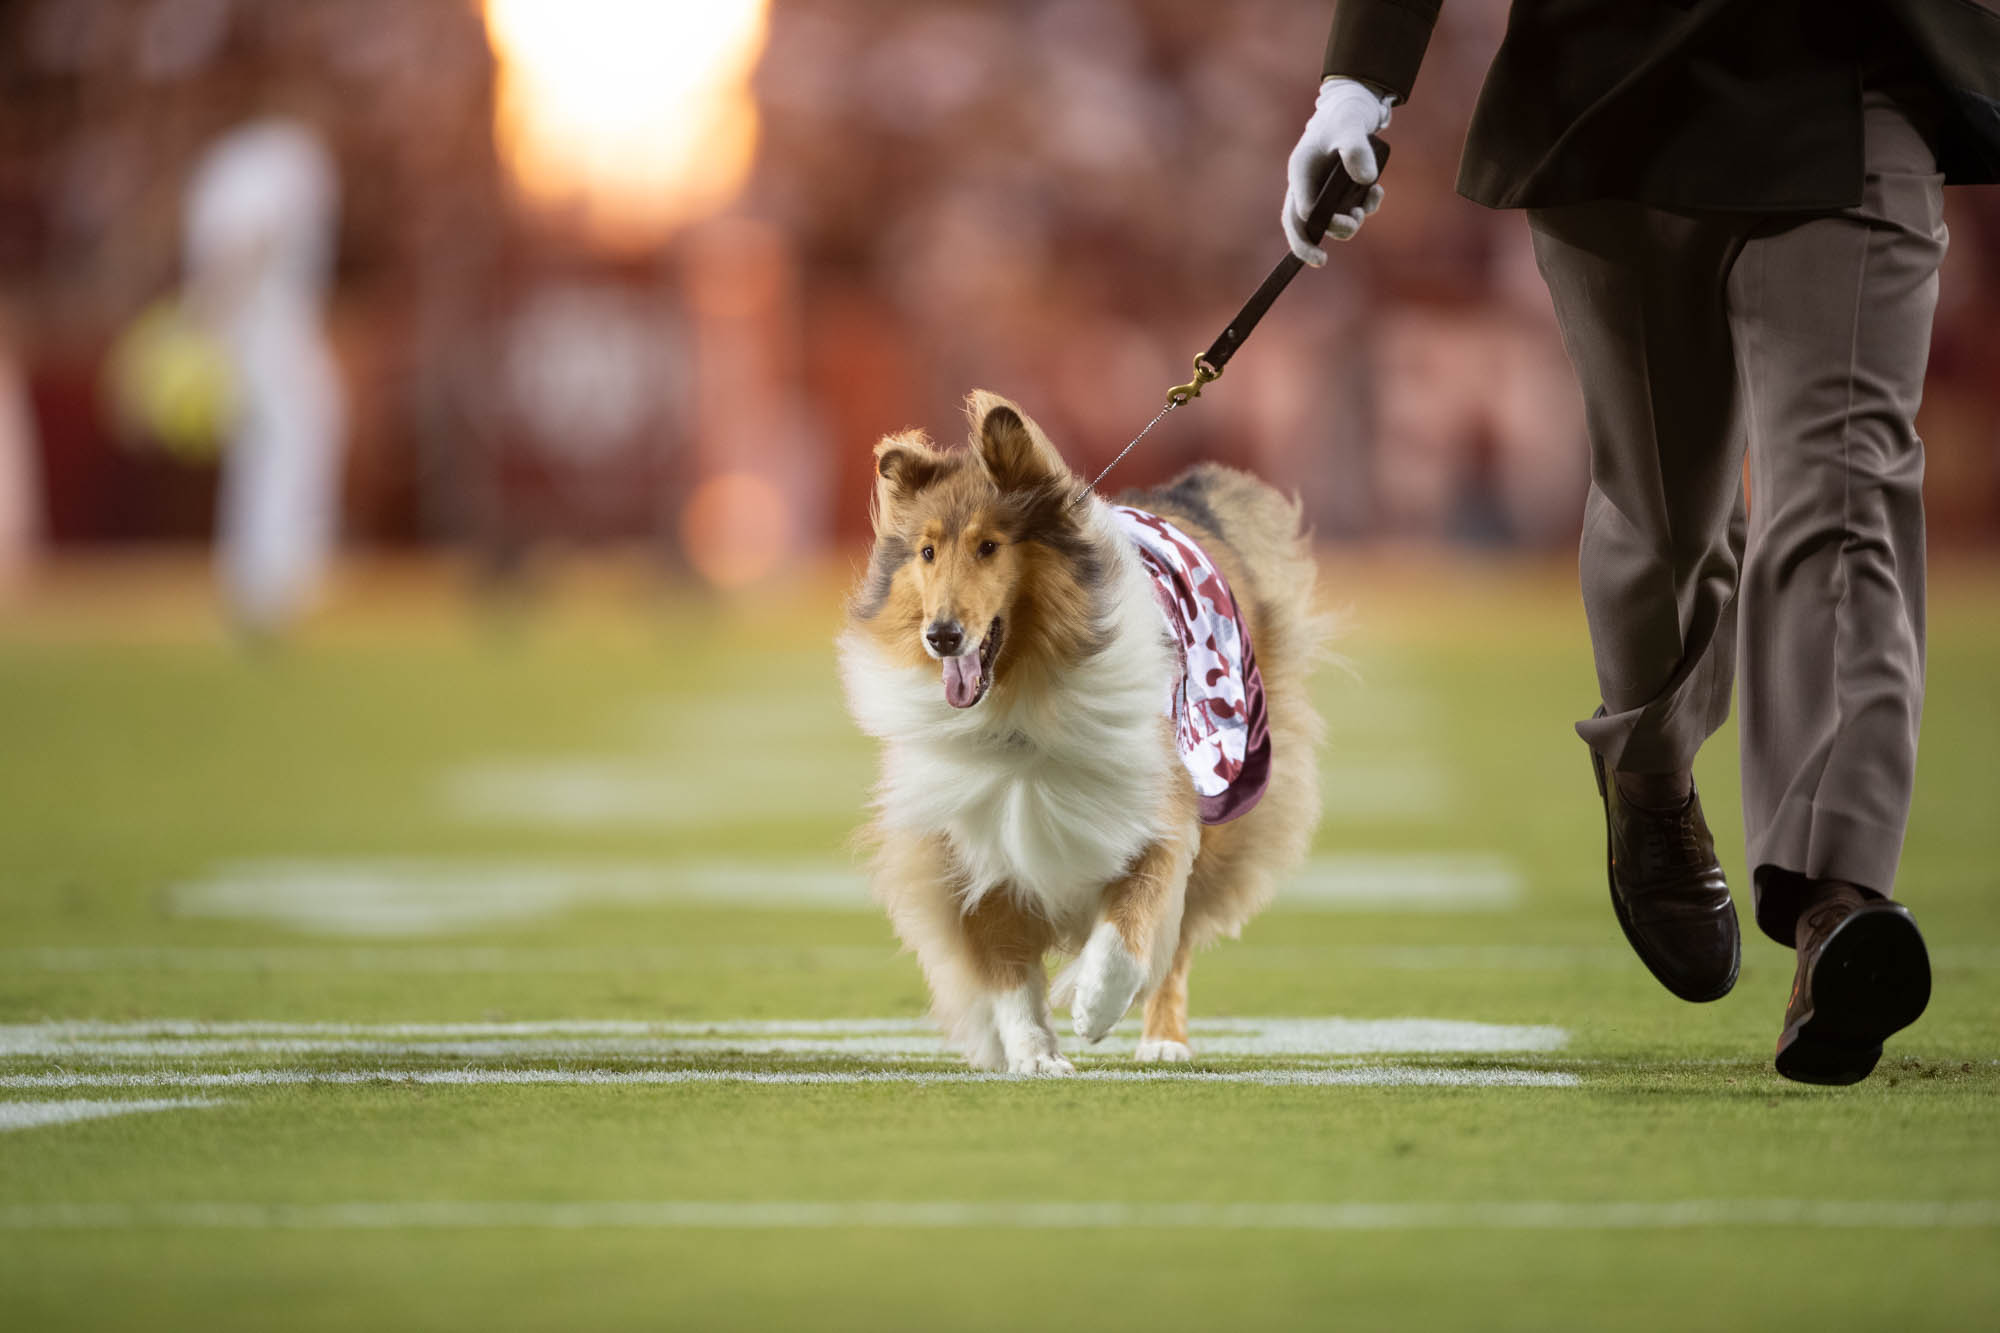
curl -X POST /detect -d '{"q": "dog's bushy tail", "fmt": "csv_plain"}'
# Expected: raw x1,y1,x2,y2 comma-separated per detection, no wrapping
1158,462,1339,675
1136,463,1337,954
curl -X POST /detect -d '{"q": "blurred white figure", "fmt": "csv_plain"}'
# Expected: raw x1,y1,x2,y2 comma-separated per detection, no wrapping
0,314,39,590
184,119,343,635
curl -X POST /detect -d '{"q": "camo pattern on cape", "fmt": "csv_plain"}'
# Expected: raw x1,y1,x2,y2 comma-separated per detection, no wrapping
1108,505,1271,824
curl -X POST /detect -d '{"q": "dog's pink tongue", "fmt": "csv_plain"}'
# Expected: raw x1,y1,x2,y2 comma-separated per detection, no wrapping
942,652,983,708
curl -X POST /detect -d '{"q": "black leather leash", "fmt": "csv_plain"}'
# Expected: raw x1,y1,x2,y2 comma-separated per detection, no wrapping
1080,134,1391,501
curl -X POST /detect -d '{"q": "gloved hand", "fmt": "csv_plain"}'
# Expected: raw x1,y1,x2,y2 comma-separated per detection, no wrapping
1282,76,1392,266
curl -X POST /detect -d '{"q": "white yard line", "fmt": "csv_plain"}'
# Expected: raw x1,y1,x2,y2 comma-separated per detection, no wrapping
629,691,861,747
3,1037,967,1059
448,685,873,830
0,1098,216,1133
167,859,876,935
0,1016,1569,1060
1284,855,1518,910
15,945,1995,974
1319,762,1454,820
440,758,866,829
3,1018,933,1037
1,1198,1992,1232
0,1066,1579,1090
1242,945,1636,970
158,852,1524,938
0,946,899,973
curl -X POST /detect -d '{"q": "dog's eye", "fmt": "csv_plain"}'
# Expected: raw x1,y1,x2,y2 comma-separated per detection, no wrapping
977,541,997,558
920,545,935,563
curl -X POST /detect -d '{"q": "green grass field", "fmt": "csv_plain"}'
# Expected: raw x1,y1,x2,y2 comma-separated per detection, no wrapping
2,556,1996,1331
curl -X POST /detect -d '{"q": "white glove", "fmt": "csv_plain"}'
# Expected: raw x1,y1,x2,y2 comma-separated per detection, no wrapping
1282,76,1393,266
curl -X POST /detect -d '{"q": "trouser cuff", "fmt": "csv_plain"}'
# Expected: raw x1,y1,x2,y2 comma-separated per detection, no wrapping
1750,803,1910,946
1576,699,1707,774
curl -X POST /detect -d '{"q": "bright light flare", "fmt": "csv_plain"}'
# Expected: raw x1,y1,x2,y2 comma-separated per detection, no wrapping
482,0,770,249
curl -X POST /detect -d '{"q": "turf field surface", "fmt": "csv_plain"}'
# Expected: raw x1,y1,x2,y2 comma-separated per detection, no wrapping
1,555,1996,1331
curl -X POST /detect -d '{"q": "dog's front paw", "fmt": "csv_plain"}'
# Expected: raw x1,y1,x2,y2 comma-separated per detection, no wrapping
1135,1038,1192,1063
1071,921,1147,1043
991,981,1070,1074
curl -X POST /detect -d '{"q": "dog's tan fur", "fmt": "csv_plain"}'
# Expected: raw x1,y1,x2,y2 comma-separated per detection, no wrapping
1132,462,1328,1048
842,392,1326,1067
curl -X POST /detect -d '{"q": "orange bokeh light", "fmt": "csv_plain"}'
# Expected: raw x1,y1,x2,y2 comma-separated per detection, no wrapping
482,0,770,250
680,471,793,589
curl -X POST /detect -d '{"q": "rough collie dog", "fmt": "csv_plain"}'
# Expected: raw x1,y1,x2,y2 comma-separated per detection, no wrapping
839,392,1325,1073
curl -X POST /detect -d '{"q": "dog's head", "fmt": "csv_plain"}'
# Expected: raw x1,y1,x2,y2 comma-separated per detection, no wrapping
852,392,1101,709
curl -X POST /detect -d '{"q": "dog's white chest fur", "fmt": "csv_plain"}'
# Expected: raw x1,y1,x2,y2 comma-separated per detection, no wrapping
839,528,1182,919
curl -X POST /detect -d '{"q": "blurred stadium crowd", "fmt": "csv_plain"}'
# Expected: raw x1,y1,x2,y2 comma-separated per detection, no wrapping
1,0,1996,612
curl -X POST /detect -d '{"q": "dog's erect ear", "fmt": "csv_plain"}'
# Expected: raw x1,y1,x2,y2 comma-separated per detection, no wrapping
871,430,945,529
968,391,1069,493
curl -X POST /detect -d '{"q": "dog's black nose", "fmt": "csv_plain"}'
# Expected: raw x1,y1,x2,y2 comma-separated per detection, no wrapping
925,621,964,657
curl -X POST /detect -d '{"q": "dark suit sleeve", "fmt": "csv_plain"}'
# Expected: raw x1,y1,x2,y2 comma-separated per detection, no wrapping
1321,0,1443,103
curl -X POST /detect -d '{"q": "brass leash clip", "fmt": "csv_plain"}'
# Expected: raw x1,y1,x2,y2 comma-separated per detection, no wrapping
1086,136,1389,502
1165,355,1221,409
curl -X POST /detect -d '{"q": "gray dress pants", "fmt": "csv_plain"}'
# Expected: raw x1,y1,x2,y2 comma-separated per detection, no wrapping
1527,87,1949,945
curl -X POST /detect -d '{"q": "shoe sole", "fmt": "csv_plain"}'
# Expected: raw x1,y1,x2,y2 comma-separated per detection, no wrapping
1590,745,1739,1004
1775,906,1931,1087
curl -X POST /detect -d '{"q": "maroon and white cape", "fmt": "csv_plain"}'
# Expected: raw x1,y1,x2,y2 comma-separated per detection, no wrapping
1109,505,1272,824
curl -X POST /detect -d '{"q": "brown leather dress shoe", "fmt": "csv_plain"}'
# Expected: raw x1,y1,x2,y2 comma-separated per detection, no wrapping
1589,747,1740,1002
1776,893,1931,1086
